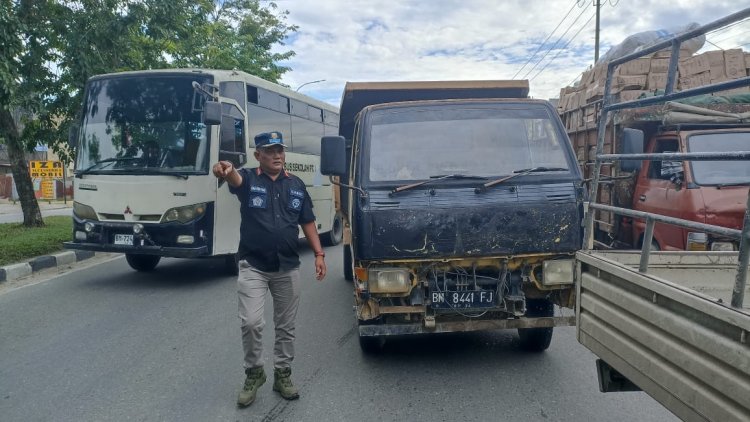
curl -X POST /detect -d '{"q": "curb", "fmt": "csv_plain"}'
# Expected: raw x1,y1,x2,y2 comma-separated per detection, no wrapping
0,250,97,283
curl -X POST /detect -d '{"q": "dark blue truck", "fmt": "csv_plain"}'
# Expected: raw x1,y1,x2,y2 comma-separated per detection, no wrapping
320,80,585,352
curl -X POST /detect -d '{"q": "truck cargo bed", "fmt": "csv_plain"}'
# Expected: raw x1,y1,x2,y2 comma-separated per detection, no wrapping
576,250,750,421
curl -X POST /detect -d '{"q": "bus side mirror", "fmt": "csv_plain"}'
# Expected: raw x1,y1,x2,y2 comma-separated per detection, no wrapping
320,136,347,176
68,124,79,149
219,150,247,168
203,101,222,125
621,128,644,172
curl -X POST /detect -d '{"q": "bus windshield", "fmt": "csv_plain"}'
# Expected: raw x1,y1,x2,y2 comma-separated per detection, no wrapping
366,104,571,182
76,74,212,175
688,131,750,186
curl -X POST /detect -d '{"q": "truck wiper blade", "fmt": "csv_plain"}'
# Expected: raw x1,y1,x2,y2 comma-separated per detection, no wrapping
75,157,139,177
391,174,487,195
716,182,749,188
429,174,487,179
512,167,568,174
476,166,568,193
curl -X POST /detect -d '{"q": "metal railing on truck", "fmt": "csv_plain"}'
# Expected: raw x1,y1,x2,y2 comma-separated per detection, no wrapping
583,7,750,309
577,9,750,421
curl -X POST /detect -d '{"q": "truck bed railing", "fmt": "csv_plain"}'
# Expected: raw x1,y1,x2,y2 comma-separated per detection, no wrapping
584,7,750,309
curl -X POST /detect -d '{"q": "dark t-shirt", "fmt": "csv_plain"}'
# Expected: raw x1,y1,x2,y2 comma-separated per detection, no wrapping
228,167,315,272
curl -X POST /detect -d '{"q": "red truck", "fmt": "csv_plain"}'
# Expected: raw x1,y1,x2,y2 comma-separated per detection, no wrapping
560,100,750,251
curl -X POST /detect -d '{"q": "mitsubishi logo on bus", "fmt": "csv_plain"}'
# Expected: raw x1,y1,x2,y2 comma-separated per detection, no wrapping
124,206,133,215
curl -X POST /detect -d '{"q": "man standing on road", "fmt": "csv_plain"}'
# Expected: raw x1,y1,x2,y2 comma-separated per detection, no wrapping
212,131,327,407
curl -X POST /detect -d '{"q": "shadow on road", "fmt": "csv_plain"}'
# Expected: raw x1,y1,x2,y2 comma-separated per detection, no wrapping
75,256,235,292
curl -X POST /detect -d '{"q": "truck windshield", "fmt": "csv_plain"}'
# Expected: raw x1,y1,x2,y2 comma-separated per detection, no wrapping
75,75,212,175
688,131,750,186
367,104,570,182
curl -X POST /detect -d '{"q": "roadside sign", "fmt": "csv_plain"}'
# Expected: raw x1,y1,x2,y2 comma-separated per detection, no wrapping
41,179,55,199
29,160,64,179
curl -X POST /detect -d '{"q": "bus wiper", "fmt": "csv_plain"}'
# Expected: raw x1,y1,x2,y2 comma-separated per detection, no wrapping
391,174,487,195
75,157,139,177
113,167,190,180
475,167,568,194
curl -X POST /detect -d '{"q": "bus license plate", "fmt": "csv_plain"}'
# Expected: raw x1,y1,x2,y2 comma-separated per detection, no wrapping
114,234,133,245
430,289,495,309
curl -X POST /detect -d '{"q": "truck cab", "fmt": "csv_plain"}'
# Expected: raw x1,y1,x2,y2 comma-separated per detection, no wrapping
321,81,585,352
628,125,750,251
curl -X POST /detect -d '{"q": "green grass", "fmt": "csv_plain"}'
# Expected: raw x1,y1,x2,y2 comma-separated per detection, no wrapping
0,216,72,267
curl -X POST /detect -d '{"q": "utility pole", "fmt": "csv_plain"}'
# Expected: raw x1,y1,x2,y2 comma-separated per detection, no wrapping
594,0,601,63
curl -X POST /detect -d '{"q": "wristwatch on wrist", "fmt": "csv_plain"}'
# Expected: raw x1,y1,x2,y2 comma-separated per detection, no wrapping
315,251,325,258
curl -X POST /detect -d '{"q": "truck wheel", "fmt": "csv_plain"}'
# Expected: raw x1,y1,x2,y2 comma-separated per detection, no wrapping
518,298,554,352
224,253,239,276
322,212,343,246
125,254,160,272
359,335,385,354
343,244,353,282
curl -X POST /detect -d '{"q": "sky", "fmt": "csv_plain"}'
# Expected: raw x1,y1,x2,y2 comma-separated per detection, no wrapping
271,0,750,106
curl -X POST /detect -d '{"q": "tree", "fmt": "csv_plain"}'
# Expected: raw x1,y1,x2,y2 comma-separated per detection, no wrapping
0,0,66,227
0,0,297,227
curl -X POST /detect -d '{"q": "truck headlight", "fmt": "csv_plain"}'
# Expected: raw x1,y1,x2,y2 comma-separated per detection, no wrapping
686,232,708,251
710,241,736,251
73,201,99,221
368,268,411,293
161,203,207,224
542,259,575,286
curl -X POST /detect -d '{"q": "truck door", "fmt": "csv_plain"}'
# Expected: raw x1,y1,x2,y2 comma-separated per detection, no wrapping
632,137,688,250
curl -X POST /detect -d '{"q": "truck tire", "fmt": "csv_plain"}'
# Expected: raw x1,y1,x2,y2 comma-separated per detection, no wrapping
518,298,554,352
224,253,239,276
125,254,160,272
343,244,353,282
322,212,343,246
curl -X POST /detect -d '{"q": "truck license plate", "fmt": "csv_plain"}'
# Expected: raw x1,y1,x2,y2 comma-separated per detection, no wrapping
114,234,134,245
430,289,495,309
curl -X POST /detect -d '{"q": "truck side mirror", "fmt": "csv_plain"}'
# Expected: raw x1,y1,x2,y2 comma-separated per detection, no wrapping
203,101,222,125
621,128,644,172
68,124,79,149
321,136,347,176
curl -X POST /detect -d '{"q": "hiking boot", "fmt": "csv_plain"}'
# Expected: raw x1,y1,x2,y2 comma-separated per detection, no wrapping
237,366,266,407
272,367,300,400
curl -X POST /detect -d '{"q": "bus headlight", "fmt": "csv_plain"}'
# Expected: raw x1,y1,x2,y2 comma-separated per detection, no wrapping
368,268,411,293
161,203,207,224
73,201,99,221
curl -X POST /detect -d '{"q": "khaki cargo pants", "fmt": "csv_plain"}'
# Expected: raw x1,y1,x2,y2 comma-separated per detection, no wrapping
237,260,300,369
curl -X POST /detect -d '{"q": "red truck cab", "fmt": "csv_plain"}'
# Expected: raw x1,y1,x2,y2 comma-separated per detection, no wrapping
631,126,750,251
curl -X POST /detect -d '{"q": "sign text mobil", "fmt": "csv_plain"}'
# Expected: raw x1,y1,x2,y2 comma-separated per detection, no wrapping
29,160,64,178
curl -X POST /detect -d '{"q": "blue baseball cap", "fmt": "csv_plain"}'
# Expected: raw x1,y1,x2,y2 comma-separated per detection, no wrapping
254,131,287,148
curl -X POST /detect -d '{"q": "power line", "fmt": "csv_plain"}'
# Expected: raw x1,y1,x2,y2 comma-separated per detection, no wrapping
704,17,750,37
709,28,750,45
512,0,582,79
521,5,590,80
531,12,597,82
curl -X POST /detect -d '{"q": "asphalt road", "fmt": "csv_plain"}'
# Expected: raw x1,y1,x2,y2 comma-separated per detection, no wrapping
0,246,678,422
